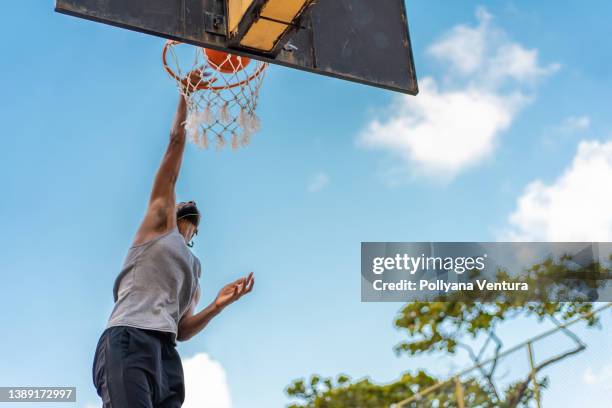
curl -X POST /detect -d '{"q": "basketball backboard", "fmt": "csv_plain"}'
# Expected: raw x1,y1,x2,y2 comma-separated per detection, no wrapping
55,0,418,94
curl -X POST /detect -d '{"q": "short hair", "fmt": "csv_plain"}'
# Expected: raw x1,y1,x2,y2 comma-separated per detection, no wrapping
176,201,201,227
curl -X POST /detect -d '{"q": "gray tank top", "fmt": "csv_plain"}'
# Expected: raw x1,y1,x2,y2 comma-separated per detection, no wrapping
107,227,201,343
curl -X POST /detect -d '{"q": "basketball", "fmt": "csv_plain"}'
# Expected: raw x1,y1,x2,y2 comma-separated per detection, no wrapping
204,48,251,74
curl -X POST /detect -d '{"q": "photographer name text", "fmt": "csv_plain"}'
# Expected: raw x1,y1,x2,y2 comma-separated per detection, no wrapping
372,279,529,292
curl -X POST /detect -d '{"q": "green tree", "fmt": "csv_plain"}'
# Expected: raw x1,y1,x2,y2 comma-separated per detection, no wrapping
287,372,495,408
287,256,609,408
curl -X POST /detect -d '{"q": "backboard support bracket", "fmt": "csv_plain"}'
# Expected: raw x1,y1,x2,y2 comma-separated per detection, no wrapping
227,0,316,57
204,12,226,35
204,0,226,36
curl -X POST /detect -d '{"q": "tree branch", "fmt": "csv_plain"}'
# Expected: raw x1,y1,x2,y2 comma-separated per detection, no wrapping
486,330,503,382
456,341,500,401
506,343,586,408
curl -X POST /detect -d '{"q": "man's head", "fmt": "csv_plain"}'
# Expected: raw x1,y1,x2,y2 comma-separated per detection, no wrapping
176,201,201,247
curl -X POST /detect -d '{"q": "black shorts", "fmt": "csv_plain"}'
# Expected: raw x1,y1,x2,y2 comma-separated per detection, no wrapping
92,326,185,408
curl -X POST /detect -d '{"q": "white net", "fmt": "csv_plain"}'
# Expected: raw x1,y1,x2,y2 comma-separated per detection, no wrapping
163,41,268,150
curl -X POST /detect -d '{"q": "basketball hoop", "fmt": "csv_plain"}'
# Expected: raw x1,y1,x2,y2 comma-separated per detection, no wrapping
162,40,268,150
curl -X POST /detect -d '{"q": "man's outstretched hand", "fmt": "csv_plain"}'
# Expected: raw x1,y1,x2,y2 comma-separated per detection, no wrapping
176,272,254,342
214,272,255,311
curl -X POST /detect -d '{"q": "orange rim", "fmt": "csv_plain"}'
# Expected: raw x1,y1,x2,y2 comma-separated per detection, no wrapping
162,40,267,91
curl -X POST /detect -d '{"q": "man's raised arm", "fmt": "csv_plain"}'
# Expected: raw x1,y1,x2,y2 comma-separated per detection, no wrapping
133,96,188,246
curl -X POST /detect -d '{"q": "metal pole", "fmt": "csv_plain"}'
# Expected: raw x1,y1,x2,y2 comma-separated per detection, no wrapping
527,342,542,408
393,379,453,407
454,376,465,408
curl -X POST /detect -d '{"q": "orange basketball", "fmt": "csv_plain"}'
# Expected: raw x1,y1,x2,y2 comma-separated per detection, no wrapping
204,48,251,74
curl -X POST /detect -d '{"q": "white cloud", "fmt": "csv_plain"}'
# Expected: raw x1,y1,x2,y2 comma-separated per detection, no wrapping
361,79,525,178
488,43,560,84
82,404,98,408
583,361,612,391
558,116,591,133
428,8,559,86
542,116,591,147
307,172,329,192
183,353,232,408
502,140,612,241
359,7,558,181
428,8,493,76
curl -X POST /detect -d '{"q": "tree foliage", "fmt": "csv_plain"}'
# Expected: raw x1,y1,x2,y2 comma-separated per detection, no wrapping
287,372,493,408
286,257,608,407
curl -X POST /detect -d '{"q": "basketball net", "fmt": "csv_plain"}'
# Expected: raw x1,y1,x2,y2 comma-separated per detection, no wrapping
163,40,268,150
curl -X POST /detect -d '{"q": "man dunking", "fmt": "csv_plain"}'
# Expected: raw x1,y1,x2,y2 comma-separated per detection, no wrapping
93,95,254,407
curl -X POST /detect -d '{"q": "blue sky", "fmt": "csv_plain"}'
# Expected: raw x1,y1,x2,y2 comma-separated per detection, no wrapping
1,1,612,407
